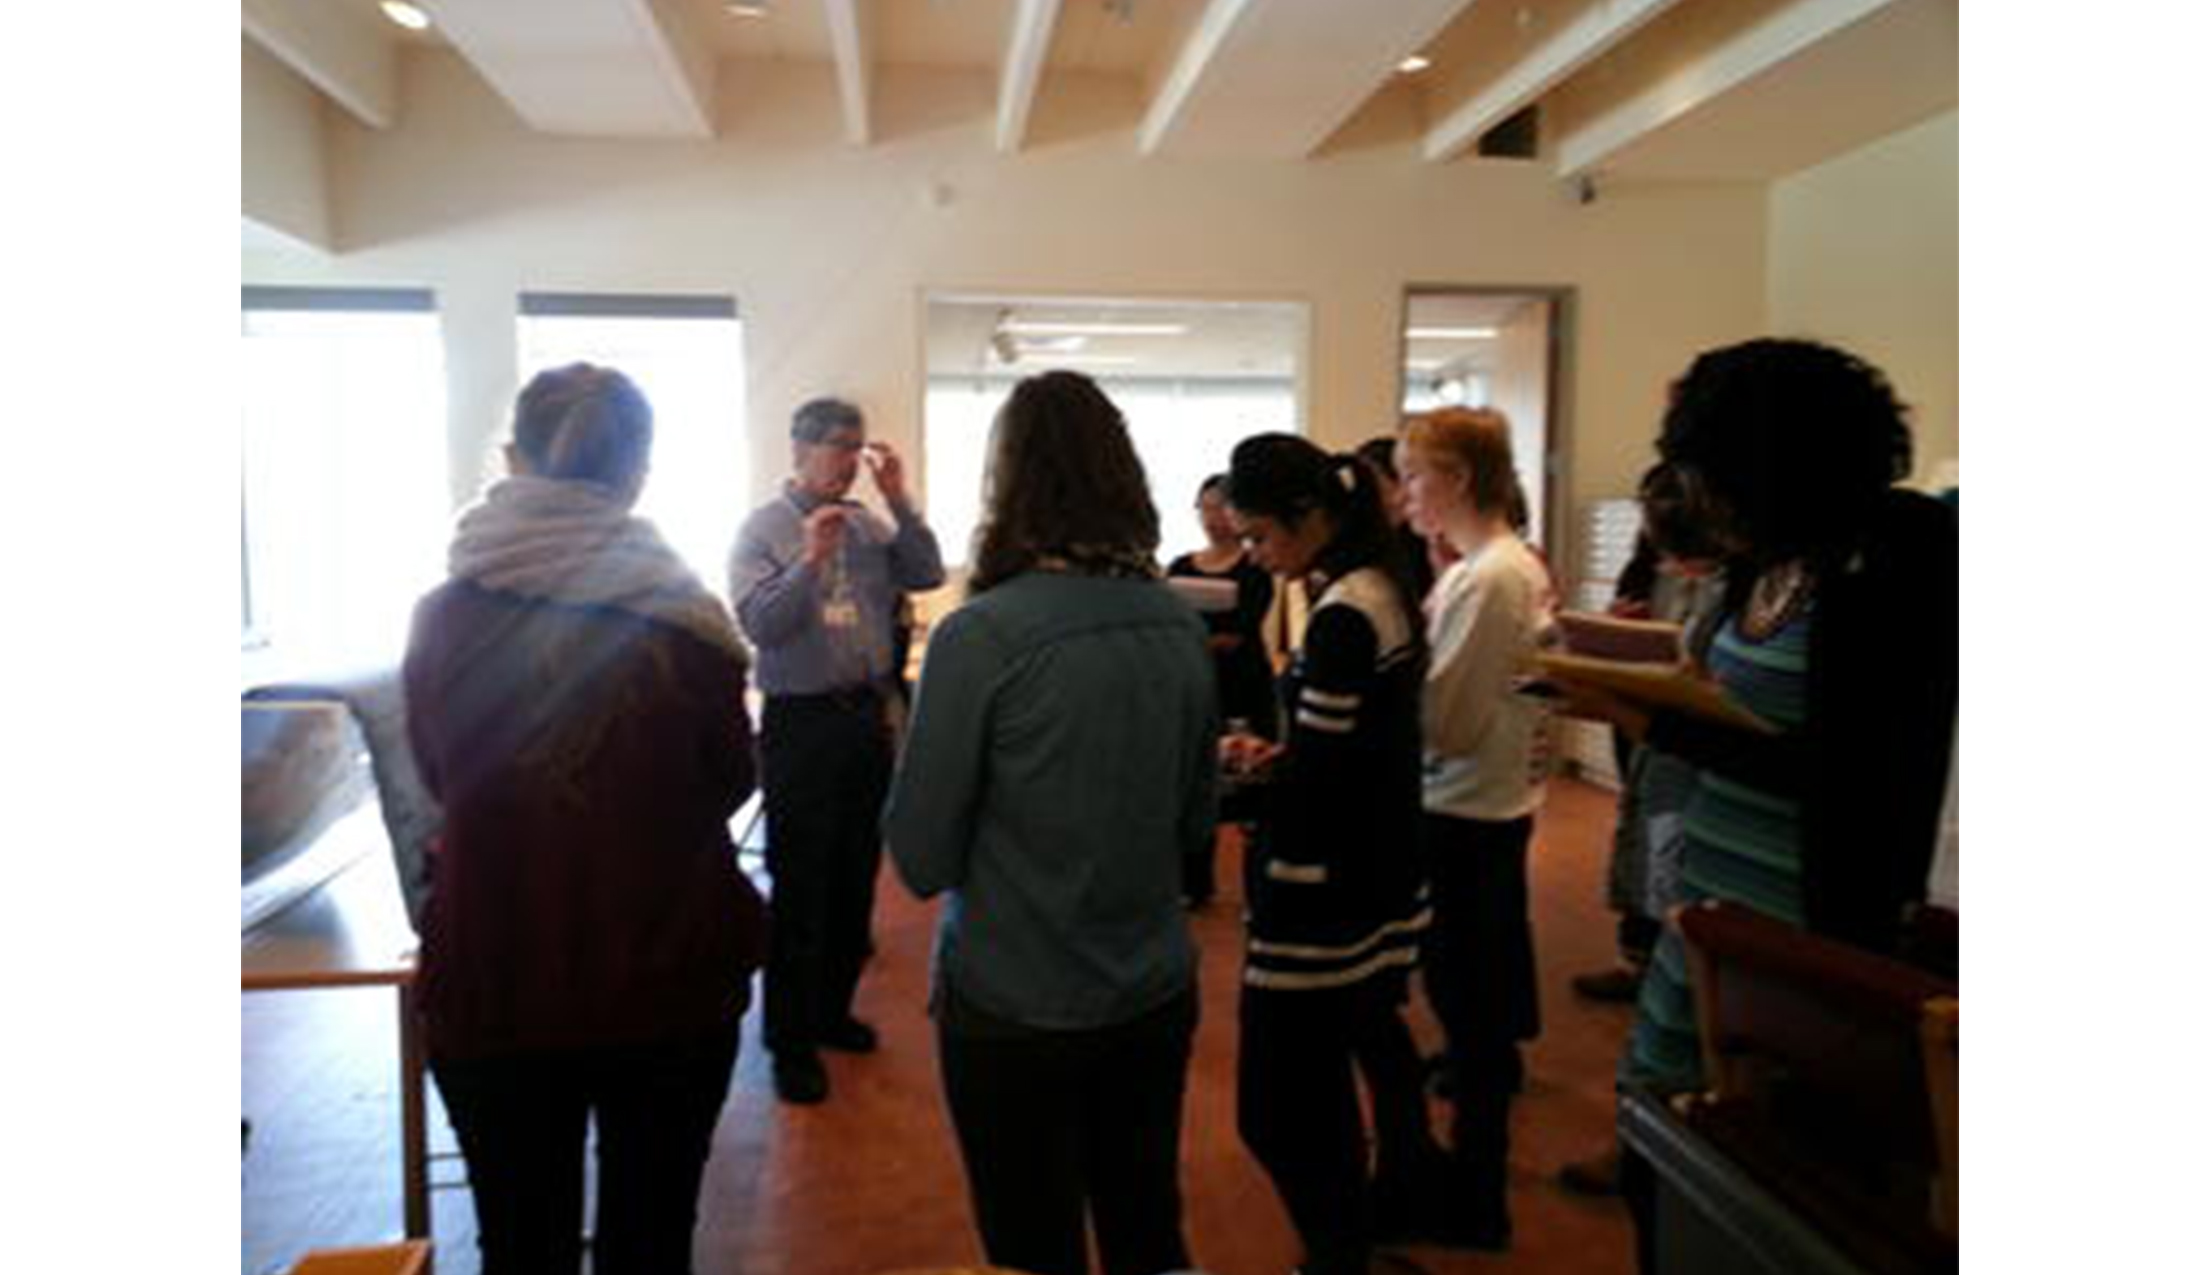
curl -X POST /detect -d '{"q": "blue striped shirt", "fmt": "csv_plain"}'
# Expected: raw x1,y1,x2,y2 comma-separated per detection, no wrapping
1623,602,1813,1092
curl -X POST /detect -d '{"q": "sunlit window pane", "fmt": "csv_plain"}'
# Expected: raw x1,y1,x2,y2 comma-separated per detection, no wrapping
924,297,1307,567
241,302,449,681
516,304,747,587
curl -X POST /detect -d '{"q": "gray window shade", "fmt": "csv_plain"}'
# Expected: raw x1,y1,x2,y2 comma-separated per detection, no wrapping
519,292,737,320
242,286,436,313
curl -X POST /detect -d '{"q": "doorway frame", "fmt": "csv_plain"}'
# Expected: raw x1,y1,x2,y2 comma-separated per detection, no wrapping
1396,283,1578,591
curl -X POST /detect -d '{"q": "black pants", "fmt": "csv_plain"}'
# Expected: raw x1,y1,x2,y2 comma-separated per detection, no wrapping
1350,978,1439,1175
1240,979,1426,1275
1181,835,1217,905
760,689,893,1056
1422,813,1541,1173
937,991,1197,1275
431,1028,739,1275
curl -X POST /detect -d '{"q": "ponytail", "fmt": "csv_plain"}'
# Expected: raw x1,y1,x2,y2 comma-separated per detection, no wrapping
1225,435,1425,643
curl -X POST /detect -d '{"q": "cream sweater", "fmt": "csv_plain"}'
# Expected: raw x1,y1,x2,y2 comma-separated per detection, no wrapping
1421,533,1555,821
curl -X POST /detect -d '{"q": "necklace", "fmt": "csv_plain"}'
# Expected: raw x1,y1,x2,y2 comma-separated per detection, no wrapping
1741,560,1813,639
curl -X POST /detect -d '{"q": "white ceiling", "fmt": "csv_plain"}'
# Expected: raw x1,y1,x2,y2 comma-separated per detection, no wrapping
261,0,1955,181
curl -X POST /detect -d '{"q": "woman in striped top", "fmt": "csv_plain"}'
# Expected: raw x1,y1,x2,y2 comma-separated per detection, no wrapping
1225,434,1437,1275
1550,339,1957,1266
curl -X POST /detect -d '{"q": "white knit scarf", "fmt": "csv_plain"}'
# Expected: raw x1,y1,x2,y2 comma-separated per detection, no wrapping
447,475,749,666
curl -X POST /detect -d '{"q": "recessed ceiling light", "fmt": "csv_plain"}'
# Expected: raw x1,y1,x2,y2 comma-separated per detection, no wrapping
380,1,431,31
1000,321,1187,337
1398,55,1432,75
725,1,770,16
1407,326,1498,340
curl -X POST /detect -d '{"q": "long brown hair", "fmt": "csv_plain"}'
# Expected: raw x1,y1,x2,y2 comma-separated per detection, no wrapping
968,371,1160,594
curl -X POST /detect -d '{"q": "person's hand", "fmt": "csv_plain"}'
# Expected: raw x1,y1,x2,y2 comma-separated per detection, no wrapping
864,440,909,506
1220,732,1284,777
1546,675,1652,742
802,505,853,567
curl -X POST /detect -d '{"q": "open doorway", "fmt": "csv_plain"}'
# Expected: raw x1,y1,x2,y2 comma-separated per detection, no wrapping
1398,287,1569,570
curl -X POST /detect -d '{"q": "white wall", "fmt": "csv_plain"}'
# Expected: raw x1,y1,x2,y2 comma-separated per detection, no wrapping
241,36,332,251
243,52,1772,578
1770,109,1958,481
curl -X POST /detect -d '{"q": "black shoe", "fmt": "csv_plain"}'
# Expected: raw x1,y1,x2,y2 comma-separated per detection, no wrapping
1571,965,1644,1003
1422,1205,1511,1253
1367,1144,1450,1245
1422,1156,1511,1252
817,1017,879,1054
1557,1148,1623,1197
773,1051,828,1104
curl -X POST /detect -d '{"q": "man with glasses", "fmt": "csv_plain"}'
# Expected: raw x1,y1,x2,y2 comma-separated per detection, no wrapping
730,397,945,1104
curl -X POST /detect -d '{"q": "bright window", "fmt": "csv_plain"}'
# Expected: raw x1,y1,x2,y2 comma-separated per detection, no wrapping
241,287,450,681
516,294,747,587
924,296,1308,566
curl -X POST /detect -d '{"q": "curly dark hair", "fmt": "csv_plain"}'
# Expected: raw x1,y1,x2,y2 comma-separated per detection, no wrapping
1656,338,1913,565
968,371,1161,594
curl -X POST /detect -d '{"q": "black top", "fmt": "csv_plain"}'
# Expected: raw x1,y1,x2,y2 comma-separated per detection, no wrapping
1643,489,1957,955
1166,550,1278,737
1243,568,1429,991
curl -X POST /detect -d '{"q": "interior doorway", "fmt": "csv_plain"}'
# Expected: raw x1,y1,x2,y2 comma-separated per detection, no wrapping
1397,286,1570,569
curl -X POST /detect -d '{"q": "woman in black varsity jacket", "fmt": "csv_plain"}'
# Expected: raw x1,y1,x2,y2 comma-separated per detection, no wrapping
1225,434,1442,1275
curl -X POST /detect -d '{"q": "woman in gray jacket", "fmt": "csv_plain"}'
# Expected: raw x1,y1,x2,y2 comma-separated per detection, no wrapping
883,371,1218,1275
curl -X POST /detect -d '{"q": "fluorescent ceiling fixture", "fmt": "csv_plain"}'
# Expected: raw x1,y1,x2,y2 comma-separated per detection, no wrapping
1397,55,1432,74
999,321,1188,337
1407,326,1498,340
380,1,431,31
725,1,771,15
992,353,1140,367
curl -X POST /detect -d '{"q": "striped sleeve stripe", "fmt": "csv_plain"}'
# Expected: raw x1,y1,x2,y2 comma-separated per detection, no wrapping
1245,944,1418,991
1299,687,1362,712
1265,860,1329,885
1246,905,1434,962
1295,706,1355,734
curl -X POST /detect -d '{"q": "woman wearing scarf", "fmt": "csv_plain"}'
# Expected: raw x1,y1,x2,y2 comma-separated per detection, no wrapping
404,364,765,1275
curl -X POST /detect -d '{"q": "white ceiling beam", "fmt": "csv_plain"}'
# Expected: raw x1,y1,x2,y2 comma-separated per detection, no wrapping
1137,0,1258,157
1553,0,1898,178
1139,0,1476,159
822,0,876,146
996,0,1065,153
1422,0,1684,162
241,0,399,129
414,0,716,138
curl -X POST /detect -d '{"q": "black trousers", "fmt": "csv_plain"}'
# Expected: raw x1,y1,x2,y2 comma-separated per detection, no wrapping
760,689,893,1056
1240,978,1427,1275
937,991,1198,1275
1421,813,1541,1169
1350,977,1439,1175
431,1027,739,1275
